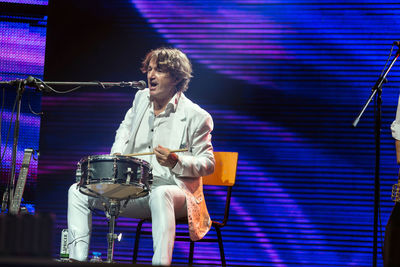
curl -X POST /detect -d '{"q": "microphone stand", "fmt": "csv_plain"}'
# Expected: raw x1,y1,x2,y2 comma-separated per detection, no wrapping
352,47,400,267
0,79,26,212
0,77,146,212
27,79,146,91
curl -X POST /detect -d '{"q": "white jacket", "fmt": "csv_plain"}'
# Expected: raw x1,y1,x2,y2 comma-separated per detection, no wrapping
110,89,215,240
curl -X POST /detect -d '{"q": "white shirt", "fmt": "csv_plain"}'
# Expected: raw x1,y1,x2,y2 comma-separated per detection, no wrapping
392,94,400,140
130,93,181,186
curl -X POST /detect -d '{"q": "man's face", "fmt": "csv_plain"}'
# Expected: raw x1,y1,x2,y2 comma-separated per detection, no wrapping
147,58,177,102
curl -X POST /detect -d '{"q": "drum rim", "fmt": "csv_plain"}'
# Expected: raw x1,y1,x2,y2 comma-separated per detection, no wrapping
83,181,145,187
79,184,149,200
78,154,151,168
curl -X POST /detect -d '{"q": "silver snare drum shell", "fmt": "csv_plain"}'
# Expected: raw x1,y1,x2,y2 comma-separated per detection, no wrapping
77,154,152,200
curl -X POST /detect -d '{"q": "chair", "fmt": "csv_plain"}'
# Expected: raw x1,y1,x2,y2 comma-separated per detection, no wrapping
132,151,238,266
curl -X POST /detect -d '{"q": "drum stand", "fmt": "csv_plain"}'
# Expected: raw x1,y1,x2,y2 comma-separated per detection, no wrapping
104,199,122,263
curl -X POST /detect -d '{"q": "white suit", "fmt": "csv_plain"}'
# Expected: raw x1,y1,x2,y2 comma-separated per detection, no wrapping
68,89,215,265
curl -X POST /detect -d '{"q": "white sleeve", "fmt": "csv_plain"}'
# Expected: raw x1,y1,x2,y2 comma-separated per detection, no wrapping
171,113,215,178
391,94,400,140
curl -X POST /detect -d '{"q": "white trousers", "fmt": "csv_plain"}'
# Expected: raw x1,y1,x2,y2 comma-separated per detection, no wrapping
67,183,187,266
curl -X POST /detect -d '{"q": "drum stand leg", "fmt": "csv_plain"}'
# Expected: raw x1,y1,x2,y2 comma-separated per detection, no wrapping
105,199,120,263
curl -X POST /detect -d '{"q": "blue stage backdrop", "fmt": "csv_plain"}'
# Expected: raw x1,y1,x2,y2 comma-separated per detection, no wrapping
3,0,398,266
0,0,47,211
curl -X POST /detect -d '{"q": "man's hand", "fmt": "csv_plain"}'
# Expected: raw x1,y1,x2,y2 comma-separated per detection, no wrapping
154,145,179,168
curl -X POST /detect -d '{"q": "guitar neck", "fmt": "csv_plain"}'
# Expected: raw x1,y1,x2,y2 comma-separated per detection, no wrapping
9,149,34,215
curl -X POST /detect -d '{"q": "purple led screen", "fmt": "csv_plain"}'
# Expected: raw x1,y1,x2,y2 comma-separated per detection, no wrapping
36,0,400,266
0,7,47,207
1,0,48,5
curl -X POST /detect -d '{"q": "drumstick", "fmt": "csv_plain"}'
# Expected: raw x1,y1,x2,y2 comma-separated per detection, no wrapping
123,148,189,157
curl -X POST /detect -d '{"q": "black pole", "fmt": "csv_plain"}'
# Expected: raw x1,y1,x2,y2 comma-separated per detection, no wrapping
374,83,382,267
353,47,400,267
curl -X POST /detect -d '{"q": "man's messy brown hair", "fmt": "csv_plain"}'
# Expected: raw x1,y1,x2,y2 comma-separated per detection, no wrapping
141,47,193,92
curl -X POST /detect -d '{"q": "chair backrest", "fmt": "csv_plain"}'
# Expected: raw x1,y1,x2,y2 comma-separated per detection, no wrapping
203,152,238,187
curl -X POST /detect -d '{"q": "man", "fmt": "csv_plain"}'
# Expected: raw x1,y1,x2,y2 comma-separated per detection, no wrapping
385,95,400,266
68,47,215,265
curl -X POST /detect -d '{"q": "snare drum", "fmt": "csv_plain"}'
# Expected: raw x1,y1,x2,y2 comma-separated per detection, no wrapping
76,154,152,200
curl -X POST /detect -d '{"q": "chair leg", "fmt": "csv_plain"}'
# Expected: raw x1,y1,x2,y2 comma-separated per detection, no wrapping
132,220,145,264
189,240,195,266
215,227,226,267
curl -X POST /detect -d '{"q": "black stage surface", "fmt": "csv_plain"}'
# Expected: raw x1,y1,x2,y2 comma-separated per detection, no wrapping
0,258,151,266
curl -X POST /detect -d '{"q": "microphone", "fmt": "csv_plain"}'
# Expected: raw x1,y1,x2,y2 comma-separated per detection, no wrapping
119,80,147,90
